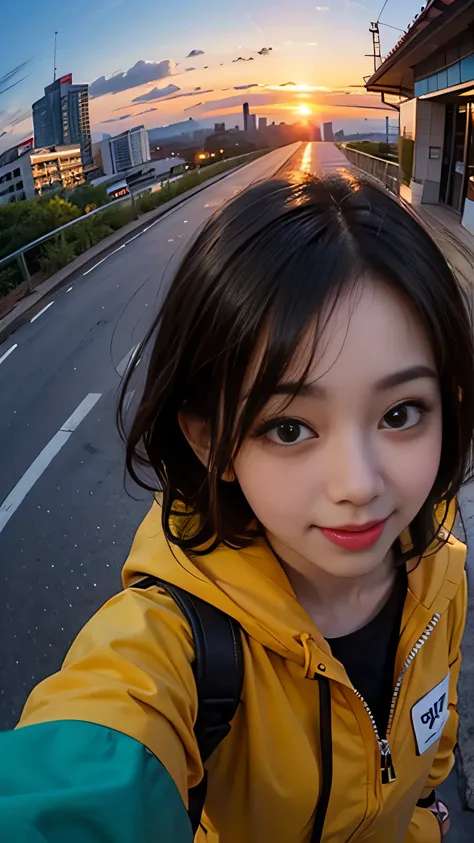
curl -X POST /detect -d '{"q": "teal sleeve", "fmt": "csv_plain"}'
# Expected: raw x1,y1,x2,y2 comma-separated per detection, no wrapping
0,720,193,842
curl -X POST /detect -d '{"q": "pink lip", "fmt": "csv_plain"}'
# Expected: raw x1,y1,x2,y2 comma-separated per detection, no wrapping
318,519,388,551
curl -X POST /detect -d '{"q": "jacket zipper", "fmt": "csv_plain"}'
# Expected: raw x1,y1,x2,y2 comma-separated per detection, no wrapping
353,612,441,784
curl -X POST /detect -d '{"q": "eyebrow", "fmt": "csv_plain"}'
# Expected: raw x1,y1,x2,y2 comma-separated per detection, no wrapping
274,365,438,398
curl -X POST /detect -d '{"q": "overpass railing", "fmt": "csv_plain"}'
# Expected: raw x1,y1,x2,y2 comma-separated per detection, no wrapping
338,145,400,196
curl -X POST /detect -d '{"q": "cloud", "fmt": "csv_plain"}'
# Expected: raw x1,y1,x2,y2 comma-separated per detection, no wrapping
316,5,329,10
90,59,175,98
132,84,181,103
166,89,213,101
233,84,259,90
187,49,204,58
136,107,158,115
101,114,132,123
185,67,195,72
184,102,202,111
280,81,296,86
257,47,273,56
345,0,367,6
233,56,255,62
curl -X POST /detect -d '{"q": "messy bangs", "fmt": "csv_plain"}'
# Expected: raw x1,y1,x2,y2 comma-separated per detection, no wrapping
119,174,474,557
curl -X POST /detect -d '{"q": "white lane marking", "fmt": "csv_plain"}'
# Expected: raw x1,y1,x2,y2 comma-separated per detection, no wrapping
0,344,18,366
61,392,102,433
124,231,144,245
116,344,138,377
30,301,54,323
0,393,102,534
83,244,125,276
66,286,73,292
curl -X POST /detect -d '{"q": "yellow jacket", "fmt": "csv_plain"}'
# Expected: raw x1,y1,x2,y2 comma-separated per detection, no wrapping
8,503,467,843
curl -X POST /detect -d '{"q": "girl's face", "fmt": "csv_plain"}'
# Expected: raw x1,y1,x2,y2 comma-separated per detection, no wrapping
233,278,443,579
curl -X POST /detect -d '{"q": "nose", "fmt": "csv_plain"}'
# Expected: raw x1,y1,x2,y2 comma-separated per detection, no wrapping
325,429,384,507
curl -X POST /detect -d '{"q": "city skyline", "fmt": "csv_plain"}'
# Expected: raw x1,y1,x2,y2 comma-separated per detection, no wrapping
2,0,422,153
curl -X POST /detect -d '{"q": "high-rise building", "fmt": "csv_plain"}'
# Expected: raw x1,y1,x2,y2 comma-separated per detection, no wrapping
100,126,151,175
249,114,257,132
32,74,92,166
258,117,267,131
310,123,322,142
0,143,84,204
243,102,250,132
321,121,335,142
214,122,225,132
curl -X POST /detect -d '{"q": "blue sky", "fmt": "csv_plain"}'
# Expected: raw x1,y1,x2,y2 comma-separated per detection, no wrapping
1,0,422,151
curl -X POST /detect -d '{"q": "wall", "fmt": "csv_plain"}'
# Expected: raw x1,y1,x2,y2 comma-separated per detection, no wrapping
411,100,446,204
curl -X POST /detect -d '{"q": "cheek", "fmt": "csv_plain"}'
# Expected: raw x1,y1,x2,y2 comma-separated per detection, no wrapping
387,418,442,509
234,445,312,526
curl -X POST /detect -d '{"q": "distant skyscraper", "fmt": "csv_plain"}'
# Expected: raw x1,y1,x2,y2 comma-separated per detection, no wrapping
321,121,335,142
310,123,322,142
33,74,93,166
243,102,250,132
249,114,257,132
258,117,267,131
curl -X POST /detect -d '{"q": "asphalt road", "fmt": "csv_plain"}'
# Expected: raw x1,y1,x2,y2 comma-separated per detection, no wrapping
0,142,305,728
1,140,473,838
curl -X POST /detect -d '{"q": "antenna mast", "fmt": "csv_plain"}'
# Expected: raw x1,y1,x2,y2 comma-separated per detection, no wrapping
53,31,58,81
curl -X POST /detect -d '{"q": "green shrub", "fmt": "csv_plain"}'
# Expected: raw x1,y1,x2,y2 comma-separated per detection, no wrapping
100,204,136,231
39,236,78,275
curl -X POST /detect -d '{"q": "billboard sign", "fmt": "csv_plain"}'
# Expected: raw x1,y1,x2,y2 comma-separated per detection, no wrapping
59,73,73,85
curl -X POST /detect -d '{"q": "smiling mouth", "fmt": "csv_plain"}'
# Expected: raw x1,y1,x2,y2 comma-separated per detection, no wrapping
316,518,389,551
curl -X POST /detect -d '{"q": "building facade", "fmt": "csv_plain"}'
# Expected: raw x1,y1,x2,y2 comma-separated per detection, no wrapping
100,126,151,175
258,117,268,131
243,103,250,132
33,74,93,167
0,144,84,204
366,0,474,235
321,122,335,142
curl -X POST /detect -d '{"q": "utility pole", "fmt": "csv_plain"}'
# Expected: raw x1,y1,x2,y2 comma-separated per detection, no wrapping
366,22,382,73
53,31,58,82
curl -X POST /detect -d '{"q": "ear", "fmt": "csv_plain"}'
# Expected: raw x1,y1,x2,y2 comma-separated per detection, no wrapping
178,410,235,482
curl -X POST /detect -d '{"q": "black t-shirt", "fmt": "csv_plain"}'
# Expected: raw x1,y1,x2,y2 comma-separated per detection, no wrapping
326,569,407,738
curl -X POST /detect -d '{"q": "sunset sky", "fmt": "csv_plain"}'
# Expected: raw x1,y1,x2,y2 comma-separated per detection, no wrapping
1,0,422,152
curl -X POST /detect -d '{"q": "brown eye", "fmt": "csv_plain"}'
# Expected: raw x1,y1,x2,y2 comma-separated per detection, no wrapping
380,404,423,431
265,420,315,445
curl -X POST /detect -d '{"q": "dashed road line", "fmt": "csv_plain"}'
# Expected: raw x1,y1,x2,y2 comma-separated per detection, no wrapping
83,244,125,276
0,344,18,366
30,301,54,323
0,393,102,534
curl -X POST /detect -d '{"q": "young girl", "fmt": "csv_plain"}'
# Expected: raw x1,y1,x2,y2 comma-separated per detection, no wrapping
1,174,473,843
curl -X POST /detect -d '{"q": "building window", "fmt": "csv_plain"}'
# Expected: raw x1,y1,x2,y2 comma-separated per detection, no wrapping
13,168,20,178
437,70,448,90
428,74,438,94
461,54,474,84
447,62,461,87
16,180,23,190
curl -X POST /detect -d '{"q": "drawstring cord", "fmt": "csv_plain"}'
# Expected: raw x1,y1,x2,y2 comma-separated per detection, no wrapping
299,632,313,678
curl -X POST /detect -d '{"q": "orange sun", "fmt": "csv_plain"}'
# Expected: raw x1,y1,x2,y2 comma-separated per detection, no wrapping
297,104,312,116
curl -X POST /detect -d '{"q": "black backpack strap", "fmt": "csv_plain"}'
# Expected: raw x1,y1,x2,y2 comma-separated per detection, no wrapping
131,575,244,835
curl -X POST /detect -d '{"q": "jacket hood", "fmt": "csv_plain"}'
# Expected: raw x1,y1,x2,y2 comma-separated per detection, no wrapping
122,502,466,676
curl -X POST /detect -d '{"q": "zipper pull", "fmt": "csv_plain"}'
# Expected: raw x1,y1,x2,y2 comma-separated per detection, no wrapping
380,739,396,784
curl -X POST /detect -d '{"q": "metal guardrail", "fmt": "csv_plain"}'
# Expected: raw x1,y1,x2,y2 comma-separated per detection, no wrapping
339,146,400,196
0,193,133,291
0,149,264,292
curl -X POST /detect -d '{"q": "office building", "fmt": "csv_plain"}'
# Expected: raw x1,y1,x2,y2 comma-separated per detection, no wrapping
0,143,84,204
258,117,267,131
310,123,322,142
214,122,225,132
243,102,250,132
249,114,257,132
366,0,474,234
32,74,93,166
321,122,335,142
100,126,151,175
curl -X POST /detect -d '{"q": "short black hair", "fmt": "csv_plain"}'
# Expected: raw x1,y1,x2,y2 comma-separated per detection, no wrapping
118,174,474,559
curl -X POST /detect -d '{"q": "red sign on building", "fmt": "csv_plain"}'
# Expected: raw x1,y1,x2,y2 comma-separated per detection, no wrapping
17,137,34,153
59,73,73,85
